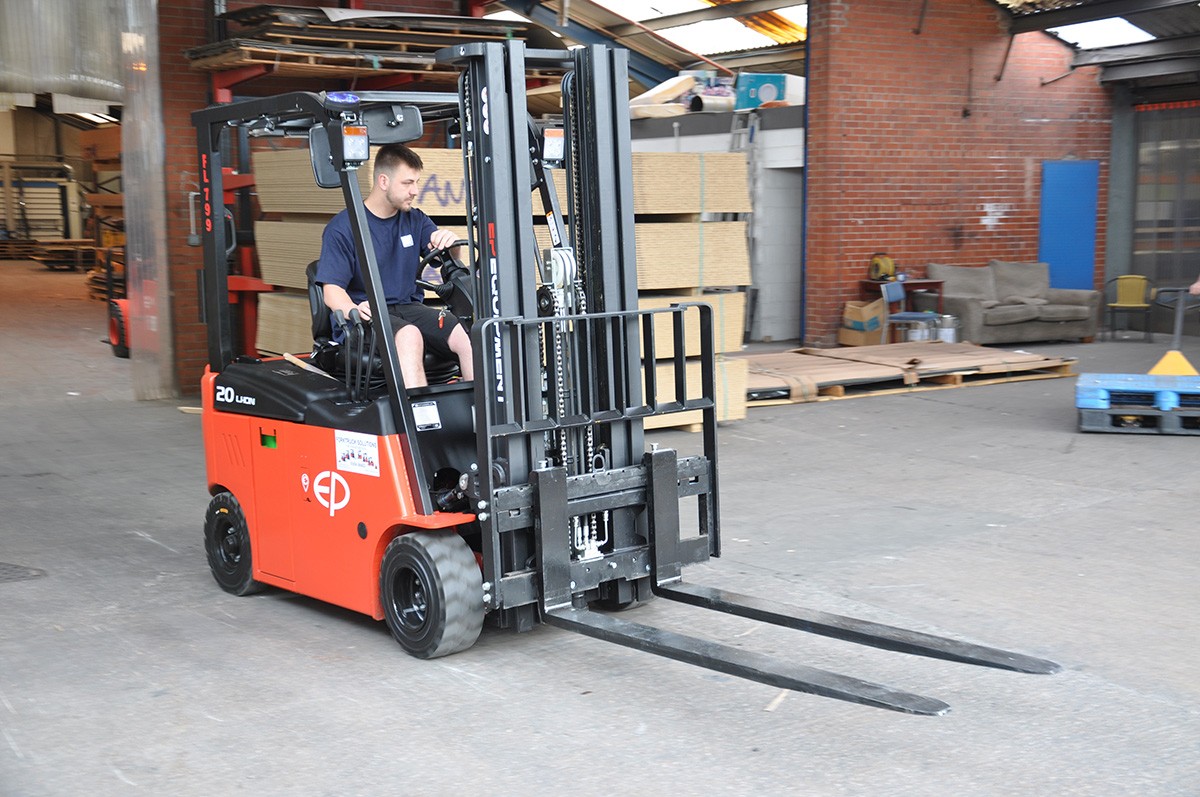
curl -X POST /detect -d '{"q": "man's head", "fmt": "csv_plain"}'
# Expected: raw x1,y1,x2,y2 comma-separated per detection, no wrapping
372,144,424,213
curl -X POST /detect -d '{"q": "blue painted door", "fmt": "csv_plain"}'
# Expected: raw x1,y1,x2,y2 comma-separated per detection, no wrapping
1038,160,1099,290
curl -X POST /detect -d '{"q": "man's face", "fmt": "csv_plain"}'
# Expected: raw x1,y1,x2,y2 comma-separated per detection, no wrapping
382,163,421,212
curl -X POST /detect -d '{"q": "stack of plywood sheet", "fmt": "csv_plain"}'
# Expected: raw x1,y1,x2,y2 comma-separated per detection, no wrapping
255,292,313,357
629,152,751,429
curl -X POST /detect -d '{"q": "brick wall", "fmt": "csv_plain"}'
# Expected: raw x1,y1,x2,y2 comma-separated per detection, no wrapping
158,0,461,394
805,0,1113,345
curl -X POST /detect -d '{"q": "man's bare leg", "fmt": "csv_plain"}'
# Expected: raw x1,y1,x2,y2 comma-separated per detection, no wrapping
448,325,473,381
396,325,426,388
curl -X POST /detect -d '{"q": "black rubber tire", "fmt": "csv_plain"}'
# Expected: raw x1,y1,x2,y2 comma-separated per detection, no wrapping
380,531,483,659
204,492,261,596
108,300,129,358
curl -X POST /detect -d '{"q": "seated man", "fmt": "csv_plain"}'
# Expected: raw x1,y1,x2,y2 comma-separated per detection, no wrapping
315,143,473,388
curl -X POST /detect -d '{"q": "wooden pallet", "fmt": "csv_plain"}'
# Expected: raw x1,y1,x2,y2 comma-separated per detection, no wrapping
187,39,447,78
0,239,38,260
741,342,1077,404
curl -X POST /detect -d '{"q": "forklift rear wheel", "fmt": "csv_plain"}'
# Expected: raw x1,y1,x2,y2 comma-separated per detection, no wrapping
204,492,261,596
108,300,130,359
381,531,483,659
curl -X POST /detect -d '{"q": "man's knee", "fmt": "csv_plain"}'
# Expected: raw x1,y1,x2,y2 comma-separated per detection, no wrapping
396,325,423,351
449,324,471,352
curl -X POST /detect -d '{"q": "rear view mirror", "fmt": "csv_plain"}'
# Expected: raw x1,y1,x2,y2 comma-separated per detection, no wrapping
363,104,423,144
308,124,339,188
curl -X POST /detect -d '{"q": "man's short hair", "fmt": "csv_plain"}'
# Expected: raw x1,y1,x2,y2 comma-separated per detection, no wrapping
374,143,423,176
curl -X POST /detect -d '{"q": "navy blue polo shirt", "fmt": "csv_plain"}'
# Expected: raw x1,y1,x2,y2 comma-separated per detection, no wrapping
314,205,437,305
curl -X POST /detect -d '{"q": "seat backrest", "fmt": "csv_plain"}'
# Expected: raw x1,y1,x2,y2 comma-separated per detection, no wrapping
307,260,333,343
880,280,906,305
1113,274,1150,306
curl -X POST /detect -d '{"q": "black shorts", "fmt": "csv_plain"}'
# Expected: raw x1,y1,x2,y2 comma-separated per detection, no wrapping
386,302,460,360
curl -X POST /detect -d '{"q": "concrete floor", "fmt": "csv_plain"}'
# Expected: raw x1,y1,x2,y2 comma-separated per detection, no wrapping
1,260,1198,796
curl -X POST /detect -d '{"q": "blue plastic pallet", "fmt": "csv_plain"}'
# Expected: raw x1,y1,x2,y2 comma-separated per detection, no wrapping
1078,407,1200,435
1075,373,1200,411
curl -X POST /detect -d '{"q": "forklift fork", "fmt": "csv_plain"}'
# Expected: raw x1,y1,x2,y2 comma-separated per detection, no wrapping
537,449,1058,715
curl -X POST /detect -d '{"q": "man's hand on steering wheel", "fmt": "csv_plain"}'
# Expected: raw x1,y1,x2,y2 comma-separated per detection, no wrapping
417,236,471,297
419,236,470,272
427,229,462,254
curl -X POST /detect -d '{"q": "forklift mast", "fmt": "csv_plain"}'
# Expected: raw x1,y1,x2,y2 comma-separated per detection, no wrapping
436,42,723,630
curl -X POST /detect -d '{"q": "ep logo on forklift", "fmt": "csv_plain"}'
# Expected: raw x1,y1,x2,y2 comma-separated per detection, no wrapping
312,471,350,517
193,41,1058,715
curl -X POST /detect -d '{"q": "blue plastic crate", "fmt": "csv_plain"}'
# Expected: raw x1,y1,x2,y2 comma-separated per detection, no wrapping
1075,373,1200,411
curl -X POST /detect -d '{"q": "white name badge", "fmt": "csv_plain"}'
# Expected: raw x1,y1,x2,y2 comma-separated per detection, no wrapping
400,234,414,248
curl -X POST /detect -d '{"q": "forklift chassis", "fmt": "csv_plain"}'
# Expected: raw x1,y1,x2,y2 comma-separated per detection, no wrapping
193,41,1057,715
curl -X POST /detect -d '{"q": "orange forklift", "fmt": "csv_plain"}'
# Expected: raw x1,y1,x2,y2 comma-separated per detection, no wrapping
193,41,1057,715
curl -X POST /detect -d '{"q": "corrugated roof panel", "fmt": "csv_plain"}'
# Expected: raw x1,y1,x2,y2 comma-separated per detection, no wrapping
1126,4,1200,38
591,0,806,54
657,18,778,55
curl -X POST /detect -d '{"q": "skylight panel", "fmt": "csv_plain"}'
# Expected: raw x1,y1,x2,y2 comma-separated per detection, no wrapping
1048,18,1155,49
658,18,777,55
592,0,710,21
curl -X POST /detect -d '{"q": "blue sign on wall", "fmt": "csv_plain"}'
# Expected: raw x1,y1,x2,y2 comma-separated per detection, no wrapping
1039,160,1100,290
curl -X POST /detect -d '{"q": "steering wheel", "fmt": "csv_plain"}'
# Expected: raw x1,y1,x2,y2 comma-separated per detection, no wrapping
416,239,471,308
418,238,469,273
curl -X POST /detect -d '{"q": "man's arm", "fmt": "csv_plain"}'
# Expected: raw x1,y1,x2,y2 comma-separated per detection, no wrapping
322,283,373,321
316,213,371,317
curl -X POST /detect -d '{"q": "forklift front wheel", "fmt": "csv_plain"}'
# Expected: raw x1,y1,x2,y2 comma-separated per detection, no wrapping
204,492,262,596
380,531,483,659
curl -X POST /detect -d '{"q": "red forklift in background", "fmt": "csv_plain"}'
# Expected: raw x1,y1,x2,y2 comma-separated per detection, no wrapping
192,41,1057,715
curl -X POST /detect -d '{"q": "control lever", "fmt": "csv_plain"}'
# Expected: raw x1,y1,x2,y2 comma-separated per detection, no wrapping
348,308,365,401
332,309,351,395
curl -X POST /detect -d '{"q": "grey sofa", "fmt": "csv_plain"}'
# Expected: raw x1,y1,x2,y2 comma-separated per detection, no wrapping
916,261,1099,345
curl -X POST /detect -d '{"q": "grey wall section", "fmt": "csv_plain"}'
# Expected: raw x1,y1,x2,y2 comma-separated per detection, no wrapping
631,106,806,343
748,166,804,342
1106,84,1135,281
123,0,174,399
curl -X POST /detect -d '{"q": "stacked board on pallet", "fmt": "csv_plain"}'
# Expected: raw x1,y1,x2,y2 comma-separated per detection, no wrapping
627,151,751,428
251,148,752,425
741,342,1077,403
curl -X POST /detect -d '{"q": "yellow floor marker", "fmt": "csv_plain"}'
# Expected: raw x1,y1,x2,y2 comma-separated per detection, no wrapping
1148,288,1200,376
1148,349,1199,376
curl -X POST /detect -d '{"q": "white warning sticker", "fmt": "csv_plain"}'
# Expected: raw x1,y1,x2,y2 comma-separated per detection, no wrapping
335,430,379,477
412,401,442,431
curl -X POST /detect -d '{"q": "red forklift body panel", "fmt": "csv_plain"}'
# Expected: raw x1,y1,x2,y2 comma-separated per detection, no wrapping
202,368,473,619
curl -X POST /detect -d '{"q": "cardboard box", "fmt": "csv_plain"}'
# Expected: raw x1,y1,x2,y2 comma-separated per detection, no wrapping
735,73,806,110
842,299,883,332
79,125,122,162
837,327,884,346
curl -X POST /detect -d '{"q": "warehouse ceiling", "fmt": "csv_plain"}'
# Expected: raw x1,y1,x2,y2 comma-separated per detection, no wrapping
490,0,1200,93
485,0,808,85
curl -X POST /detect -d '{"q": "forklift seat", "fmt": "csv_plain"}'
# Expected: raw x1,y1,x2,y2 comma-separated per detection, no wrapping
305,261,459,386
